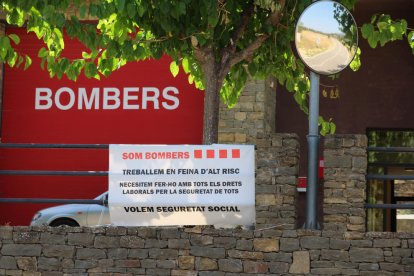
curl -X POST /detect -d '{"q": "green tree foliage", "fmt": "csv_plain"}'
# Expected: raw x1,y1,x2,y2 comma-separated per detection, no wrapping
361,14,412,50
0,0,413,143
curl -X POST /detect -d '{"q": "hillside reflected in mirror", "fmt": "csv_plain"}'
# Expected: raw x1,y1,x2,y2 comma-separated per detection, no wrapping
295,1,358,75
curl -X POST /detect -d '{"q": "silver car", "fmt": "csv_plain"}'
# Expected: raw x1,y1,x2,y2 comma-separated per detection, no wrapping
30,192,110,227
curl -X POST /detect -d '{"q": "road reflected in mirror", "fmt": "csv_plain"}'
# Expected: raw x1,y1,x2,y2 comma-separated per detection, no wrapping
295,1,358,75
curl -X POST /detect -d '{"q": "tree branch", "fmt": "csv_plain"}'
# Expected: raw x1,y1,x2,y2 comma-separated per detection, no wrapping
230,1,255,53
218,0,286,81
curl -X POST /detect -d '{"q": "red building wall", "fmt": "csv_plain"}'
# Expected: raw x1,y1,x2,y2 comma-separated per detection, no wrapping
0,27,204,225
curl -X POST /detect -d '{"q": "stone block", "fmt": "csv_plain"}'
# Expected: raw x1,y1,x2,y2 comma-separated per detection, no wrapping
227,250,264,259
171,269,198,276
352,156,368,170
179,256,195,270
157,260,177,269
311,267,342,274
1,244,41,256
340,268,359,275
190,235,213,246
43,245,74,258
128,249,149,258
268,261,290,273
344,188,365,199
120,236,145,248
144,238,168,248
190,247,225,259
108,248,128,259
349,216,365,225
349,248,384,262
76,248,106,260
320,249,349,261
240,102,255,112
218,259,243,273
392,248,412,257
243,260,268,273
240,95,256,103
256,194,277,206
218,133,234,143
13,232,40,243
300,236,330,249
359,263,379,271
234,133,247,143
213,237,236,249
37,257,60,271
40,233,65,245
141,259,157,268
324,197,348,204
347,223,366,232
168,239,191,249
16,257,37,271
373,239,401,248
312,260,335,268
350,240,373,247
0,256,17,269
289,251,310,274
325,136,344,149
146,268,171,275
195,257,217,270
280,238,299,252
325,154,352,168
0,226,13,240
379,262,404,272
148,248,178,259
94,235,120,248
236,240,253,250
67,233,94,246
324,181,346,189
74,259,97,269
234,112,247,121
61,258,74,269
253,238,279,252
324,214,347,223
263,252,292,262
330,239,350,250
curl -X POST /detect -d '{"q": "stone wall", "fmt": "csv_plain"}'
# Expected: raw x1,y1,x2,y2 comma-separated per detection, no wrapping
217,78,299,229
323,135,367,238
1,226,414,275
255,133,299,230
218,78,276,145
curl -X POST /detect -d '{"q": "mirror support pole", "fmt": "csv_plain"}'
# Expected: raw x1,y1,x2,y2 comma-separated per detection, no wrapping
305,71,320,229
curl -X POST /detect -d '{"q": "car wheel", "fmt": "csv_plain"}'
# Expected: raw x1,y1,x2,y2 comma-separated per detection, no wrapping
50,218,79,227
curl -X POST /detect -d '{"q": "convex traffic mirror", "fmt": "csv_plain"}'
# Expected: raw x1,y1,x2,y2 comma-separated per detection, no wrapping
295,0,358,75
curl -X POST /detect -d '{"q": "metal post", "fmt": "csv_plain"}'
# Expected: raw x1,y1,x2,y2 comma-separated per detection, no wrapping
305,71,320,229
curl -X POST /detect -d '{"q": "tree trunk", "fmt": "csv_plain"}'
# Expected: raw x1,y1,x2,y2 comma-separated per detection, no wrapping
201,52,221,145
202,76,221,145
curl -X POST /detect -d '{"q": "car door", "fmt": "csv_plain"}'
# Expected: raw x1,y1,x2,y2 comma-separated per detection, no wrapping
86,193,110,226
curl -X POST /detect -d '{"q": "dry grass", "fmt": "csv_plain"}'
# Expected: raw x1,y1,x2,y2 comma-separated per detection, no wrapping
296,30,334,57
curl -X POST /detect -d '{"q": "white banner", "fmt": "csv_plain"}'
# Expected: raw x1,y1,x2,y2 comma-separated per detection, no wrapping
109,144,255,226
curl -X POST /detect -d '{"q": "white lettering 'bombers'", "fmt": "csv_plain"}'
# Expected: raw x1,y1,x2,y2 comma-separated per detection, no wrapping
35,88,53,109
162,87,180,110
78,87,99,109
142,87,160,109
103,87,121,110
55,87,75,110
123,87,139,109
35,87,181,110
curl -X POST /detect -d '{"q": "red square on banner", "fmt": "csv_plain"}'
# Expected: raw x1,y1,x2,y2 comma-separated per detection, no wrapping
207,149,215,158
219,149,227,158
194,150,202,159
232,149,240,158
